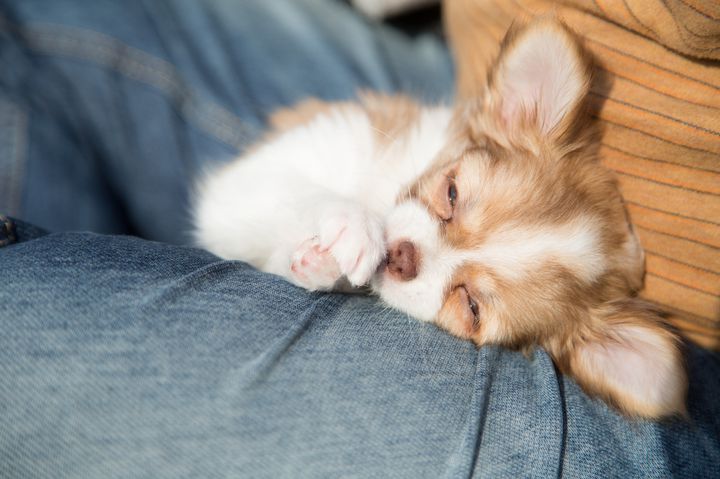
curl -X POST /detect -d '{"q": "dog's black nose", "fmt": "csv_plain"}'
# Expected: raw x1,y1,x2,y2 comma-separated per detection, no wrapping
386,241,418,281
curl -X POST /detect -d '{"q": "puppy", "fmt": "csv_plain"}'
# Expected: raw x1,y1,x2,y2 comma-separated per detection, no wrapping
194,19,687,419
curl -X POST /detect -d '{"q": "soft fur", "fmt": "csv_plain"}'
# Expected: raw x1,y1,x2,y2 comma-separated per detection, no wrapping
194,19,687,418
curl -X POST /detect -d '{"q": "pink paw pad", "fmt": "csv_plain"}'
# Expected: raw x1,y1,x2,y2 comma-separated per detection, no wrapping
290,237,341,290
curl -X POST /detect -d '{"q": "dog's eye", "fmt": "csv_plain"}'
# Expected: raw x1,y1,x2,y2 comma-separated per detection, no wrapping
458,285,481,329
436,174,457,222
447,181,457,208
467,294,479,324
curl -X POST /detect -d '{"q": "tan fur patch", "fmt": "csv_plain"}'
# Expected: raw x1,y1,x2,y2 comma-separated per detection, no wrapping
359,91,422,147
269,98,341,132
268,92,422,150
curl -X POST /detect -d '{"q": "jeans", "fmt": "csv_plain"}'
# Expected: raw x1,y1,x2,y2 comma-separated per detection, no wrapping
0,0,453,242
0,1,719,478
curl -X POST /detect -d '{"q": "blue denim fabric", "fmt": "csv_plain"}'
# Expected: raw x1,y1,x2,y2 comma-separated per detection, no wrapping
0,0,453,243
1,1,719,477
1,227,719,478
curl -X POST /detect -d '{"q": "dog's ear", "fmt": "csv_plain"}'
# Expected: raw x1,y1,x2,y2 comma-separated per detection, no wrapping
562,299,687,418
486,19,592,139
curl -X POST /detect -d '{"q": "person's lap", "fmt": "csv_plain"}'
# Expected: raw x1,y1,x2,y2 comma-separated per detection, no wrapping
0,1,719,477
2,223,719,478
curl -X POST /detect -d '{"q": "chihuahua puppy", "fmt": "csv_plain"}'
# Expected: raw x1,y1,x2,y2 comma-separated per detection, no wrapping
194,19,687,418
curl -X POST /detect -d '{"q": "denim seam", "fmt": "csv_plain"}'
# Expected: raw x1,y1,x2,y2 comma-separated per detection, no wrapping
0,97,28,216
0,16,255,150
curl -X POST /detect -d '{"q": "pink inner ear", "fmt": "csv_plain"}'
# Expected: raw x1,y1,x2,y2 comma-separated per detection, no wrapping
495,26,586,134
500,83,540,129
499,91,522,128
576,324,683,413
499,95,518,128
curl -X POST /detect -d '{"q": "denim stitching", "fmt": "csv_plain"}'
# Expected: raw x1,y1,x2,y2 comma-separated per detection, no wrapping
0,17,256,150
0,97,28,216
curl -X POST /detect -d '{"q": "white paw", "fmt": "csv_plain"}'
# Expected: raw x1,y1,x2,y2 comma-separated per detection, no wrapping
290,237,341,291
317,205,386,287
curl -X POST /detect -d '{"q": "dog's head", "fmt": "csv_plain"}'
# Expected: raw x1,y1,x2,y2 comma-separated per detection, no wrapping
373,19,686,418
